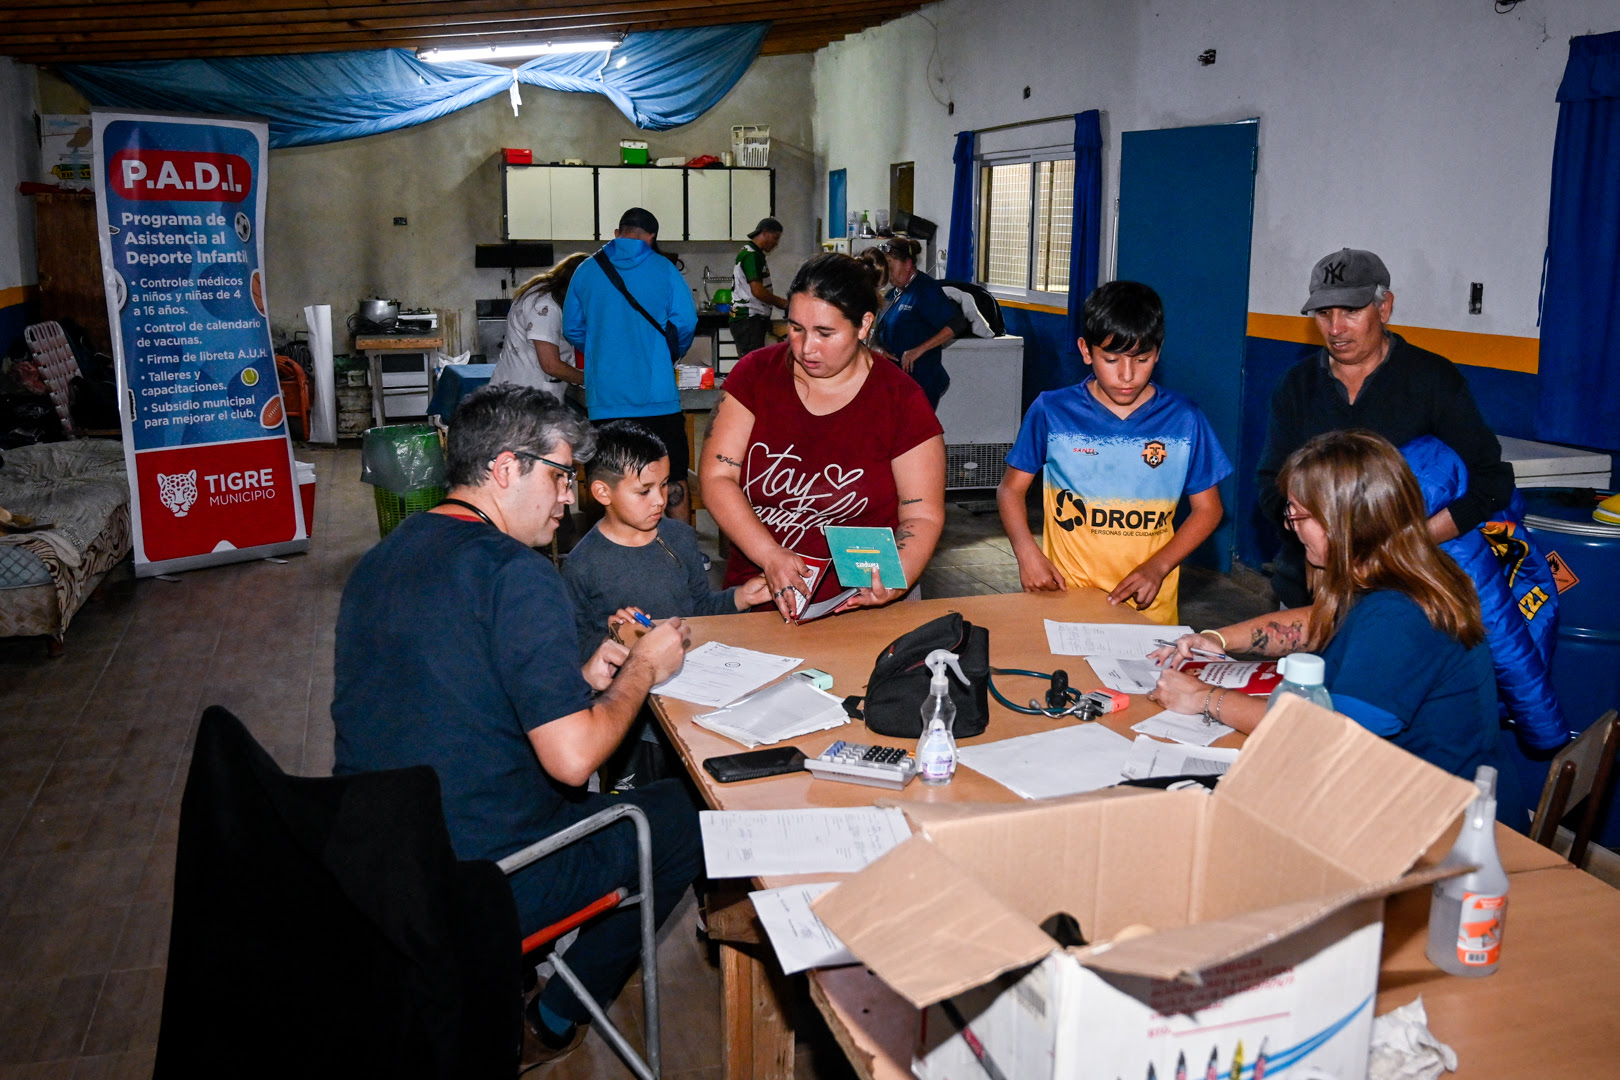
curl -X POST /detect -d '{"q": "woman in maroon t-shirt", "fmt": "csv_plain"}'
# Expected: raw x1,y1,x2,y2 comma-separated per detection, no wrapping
701,253,946,618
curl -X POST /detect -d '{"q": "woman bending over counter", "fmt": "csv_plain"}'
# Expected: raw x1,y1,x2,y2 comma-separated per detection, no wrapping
700,252,946,619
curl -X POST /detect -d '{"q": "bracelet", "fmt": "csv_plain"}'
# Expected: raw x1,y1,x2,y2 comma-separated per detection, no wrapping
1201,628,1228,652
1214,689,1229,723
1201,687,1216,722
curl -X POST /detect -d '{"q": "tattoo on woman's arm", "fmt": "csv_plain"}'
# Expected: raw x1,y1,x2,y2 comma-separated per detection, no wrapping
714,453,742,468
894,524,916,550
1250,619,1304,654
900,497,922,505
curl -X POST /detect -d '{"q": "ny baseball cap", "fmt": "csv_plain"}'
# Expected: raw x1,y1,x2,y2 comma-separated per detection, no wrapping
618,207,660,235
748,217,783,238
1301,248,1390,314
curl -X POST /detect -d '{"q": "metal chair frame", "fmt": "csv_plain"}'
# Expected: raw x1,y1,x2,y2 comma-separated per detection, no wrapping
497,803,660,1080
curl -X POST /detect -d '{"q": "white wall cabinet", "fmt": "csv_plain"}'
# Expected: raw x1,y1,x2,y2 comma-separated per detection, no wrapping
505,165,596,241
687,169,732,241
504,164,773,243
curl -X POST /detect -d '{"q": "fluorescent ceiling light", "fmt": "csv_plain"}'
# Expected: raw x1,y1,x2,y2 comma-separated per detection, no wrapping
418,39,618,63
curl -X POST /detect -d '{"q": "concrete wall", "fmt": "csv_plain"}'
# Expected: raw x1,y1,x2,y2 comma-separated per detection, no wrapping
262,53,815,352
813,0,1617,338
1,57,39,347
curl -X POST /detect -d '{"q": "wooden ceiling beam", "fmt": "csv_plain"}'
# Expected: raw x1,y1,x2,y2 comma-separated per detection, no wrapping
2,0,918,46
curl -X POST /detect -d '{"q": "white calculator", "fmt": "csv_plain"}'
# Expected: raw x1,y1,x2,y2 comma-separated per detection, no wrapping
805,740,918,789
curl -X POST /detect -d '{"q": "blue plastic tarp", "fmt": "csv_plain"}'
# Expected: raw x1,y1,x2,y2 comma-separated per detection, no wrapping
57,23,771,148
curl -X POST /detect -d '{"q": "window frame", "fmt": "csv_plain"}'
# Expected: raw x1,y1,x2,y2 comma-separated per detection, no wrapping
975,145,1076,307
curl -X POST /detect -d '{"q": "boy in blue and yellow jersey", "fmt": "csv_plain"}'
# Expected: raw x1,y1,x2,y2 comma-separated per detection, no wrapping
997,282,1232,625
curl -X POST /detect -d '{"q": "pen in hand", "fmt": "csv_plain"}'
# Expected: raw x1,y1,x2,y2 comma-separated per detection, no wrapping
1153,638,1229,662
632,611,655,629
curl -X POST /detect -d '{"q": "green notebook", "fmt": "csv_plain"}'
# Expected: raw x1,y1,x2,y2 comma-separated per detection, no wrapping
823,526,906,590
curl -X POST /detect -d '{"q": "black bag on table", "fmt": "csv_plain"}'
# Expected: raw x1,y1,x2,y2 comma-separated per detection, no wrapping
851,612,991,738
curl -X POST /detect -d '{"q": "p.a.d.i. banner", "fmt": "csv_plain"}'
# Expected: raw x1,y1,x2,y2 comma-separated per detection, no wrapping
93,111,307,577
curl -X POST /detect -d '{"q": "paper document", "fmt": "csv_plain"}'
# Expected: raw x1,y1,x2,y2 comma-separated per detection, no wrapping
956,723,1136,800
1120,735,1241,780
693,676,849,748
1086,655,1164,696
699,807,912,878
1044,620,1193,658
749,883,855,974
653,641,803,708
1132,710,1235,747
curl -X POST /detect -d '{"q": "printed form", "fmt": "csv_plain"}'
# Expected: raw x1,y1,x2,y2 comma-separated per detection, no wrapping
699,807,912,878
652,641,803,708
1132,710,1236,747
957,724,1136,800
1044,620,1193,658
749,883,855,974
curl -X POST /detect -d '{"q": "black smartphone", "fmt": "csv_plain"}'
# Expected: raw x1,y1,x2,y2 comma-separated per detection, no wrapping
702,747,807,784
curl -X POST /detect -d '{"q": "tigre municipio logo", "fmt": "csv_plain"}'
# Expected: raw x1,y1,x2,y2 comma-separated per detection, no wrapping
156,470,198,517
1142,440,1167,469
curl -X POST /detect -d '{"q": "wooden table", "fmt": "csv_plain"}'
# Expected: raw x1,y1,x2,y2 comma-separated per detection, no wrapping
652,589,1206,1079
802,780,1619,1080
354,334,444,427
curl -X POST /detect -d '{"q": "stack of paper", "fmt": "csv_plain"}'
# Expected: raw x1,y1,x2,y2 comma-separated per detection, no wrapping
956,723,1137,800
693,676,849,748
699,807,912,878
749,883,855,973
652,641,802,708
1131,710,1235,747
1043,620,1193,658
1120,735,1241,780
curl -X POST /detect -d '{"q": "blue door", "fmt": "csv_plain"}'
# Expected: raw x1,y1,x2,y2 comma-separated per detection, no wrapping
829,169,848,239
1116,121,1258,572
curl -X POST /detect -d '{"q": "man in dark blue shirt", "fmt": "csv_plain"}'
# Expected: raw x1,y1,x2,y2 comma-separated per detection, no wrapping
333,386,699,1067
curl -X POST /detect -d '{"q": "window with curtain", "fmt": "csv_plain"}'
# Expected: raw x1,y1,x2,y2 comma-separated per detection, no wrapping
978,156,1074,301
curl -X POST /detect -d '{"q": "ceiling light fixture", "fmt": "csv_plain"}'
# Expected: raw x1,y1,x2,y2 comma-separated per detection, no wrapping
418,39,619,63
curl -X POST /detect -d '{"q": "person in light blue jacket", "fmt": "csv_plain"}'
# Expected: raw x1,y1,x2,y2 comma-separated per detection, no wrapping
564,207,699,519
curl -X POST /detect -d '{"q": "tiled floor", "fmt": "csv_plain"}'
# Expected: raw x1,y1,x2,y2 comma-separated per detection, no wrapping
0,447,1276,1079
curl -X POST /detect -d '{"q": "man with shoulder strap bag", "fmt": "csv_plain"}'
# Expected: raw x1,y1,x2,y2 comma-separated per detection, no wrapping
563,207,700,521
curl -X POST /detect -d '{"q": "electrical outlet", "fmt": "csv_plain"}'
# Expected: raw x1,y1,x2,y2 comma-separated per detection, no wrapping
1469,282,1483,315
393,216,408,226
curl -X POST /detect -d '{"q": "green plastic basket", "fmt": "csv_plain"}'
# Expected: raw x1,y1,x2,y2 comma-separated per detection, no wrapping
374,485,445,537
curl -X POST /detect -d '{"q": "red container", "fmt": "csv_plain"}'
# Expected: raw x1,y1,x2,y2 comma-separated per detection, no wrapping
299,479,316,538
503,148,533,165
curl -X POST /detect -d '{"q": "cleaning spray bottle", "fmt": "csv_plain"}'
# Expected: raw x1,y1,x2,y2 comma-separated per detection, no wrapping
917,649,969,785
1425,765,1509,977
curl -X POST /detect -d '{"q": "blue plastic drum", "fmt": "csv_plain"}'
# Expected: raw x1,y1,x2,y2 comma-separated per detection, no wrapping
1519,488,1620,843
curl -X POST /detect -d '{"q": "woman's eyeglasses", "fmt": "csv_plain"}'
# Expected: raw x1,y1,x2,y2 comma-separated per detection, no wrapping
508,450,577,495
1283,506,1312,532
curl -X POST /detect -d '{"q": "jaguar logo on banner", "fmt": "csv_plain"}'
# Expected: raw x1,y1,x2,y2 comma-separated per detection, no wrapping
92,112,308,576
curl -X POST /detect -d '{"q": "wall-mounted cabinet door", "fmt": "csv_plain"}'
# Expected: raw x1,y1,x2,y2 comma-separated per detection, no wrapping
730,168,773,241
641,169,685,240
596,168,642,237
550,167,598,240
505,166,552,240
687,169,731,241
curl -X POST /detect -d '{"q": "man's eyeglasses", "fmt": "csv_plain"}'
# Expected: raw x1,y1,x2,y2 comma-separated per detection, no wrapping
508,450,577,494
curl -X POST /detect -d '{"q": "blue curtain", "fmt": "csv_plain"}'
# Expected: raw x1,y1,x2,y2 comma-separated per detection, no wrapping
57,24,770,149
1538,30,1620,451
945,131,976,280
1066,110,1103,347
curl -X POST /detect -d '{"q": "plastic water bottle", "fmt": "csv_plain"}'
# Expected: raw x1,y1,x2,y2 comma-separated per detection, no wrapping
1266,653,1333,711
917,649,968,785
1426,765,1509,977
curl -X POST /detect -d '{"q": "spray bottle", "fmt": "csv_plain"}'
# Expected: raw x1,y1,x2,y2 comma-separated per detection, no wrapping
1425,765,1509,977
917,649,969,785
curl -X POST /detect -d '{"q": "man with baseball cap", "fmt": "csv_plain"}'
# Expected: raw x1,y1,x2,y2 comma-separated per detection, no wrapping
729,216,787,358
1256,247,1514,607
565,207,699,521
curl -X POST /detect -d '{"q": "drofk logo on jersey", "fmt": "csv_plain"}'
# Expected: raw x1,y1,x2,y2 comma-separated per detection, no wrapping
110,149,251,203
156,470,198,517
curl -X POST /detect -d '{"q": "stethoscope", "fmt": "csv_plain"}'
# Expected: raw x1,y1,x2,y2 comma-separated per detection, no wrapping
988,667,1096,719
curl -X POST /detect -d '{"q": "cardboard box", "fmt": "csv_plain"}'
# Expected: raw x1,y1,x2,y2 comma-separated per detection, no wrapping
813,697,1477,1080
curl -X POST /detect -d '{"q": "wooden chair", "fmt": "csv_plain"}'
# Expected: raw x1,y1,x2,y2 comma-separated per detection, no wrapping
1529,709,1620,868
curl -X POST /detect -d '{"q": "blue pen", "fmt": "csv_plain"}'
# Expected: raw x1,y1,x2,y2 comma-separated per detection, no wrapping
632,611,655,629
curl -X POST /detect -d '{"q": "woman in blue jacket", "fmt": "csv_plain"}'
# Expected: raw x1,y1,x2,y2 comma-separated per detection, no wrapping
874,238,968,408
